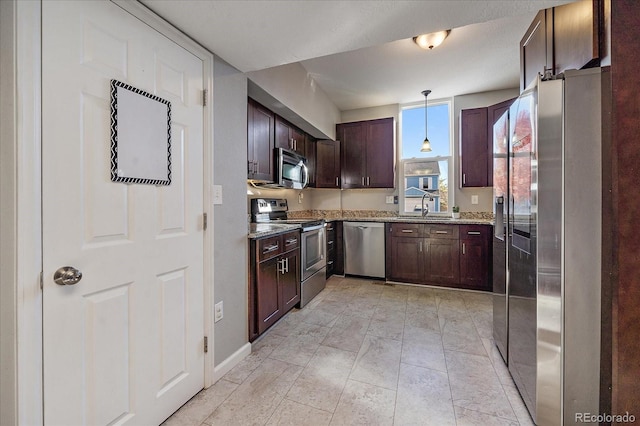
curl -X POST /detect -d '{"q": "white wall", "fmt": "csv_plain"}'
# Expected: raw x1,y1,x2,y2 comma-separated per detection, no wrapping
247,63,341,140
0,1,18,424
212,56,251,364
452,88,520,212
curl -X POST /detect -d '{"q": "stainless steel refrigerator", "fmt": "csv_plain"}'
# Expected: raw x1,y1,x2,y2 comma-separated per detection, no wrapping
492,68,603,425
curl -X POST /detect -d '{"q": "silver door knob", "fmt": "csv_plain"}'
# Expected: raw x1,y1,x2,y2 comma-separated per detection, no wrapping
53,266,83,285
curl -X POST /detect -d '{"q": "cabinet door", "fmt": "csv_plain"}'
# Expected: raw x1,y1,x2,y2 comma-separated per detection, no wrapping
256,257,281,334
275,116,305,155
520,8,552,91
291,127,305,156
425,239,459,284
487,98,516,187
390,237,423,283
247,99,274,181
305,134,317,187
366,118,395,188
338,122,366,188
326,222,336,278
275,116,292,151
280,250,301,311
553,0,601,76
459,226,491,291
460,108,489,187
316,139,341,188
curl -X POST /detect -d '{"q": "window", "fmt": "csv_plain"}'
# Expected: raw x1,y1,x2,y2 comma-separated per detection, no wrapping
399,100,452,215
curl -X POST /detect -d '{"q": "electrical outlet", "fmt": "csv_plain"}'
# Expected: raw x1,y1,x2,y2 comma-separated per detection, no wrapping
214,301,223,322
213,185,223,205
385,196,394,204
471,195,479,205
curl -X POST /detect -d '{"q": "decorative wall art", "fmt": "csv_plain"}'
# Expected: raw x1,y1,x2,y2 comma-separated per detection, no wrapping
110,79,172,185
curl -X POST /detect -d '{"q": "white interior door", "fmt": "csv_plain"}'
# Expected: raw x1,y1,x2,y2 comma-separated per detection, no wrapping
42,1,205,424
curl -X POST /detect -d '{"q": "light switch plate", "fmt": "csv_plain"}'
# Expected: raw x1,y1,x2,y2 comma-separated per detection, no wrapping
471,195,479,205
214,301,223,322
213,185,223,205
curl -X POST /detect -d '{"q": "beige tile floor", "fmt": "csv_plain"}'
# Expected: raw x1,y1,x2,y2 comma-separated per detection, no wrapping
164,276,535,426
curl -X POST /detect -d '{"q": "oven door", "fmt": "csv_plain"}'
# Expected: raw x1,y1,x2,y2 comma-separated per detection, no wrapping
301,226,326,281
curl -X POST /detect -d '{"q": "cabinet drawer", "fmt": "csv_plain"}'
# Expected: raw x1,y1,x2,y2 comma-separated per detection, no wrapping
459,225,489,239
390,223,422,238
282,231,300,252
425,225,459,239
258,235,282,262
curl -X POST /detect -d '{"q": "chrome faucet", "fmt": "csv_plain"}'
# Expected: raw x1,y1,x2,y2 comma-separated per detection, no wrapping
421,193,433,217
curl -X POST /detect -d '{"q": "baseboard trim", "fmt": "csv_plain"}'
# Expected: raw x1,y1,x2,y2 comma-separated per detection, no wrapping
212,342,251,383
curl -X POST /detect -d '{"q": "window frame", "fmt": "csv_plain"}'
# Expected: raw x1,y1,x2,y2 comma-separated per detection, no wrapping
398,98,454,217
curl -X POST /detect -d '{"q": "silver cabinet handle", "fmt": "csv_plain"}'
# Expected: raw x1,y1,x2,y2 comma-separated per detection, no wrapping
327,240,334,245
362,177,365,186
278,259,285,274
467,231,481,235
435,231,448,234
367,176,370,186
263,244,279,254
462,242,466,255
54,266,83,286
463,173,466,185
285,238,297,246
336,177,339,187
401,229,414,233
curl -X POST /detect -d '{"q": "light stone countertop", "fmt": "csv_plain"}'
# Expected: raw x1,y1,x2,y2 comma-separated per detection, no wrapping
248,216,492,239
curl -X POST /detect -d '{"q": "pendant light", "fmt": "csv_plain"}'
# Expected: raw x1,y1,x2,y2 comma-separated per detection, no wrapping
420,90,432,152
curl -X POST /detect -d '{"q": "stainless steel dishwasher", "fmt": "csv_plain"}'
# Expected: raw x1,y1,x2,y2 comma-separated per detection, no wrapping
343,222,385,278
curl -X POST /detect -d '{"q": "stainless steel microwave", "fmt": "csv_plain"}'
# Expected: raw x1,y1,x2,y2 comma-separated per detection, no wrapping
275,148,308,189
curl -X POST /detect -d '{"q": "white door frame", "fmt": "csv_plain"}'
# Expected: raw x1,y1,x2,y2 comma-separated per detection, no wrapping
2,1,215,424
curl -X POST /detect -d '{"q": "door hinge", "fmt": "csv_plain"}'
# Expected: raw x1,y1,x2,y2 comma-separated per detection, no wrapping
203,212,208,231
204,336,208,353
203,89,208,107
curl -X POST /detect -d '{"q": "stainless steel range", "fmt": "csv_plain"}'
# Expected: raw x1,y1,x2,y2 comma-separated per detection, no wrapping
251,198,326,307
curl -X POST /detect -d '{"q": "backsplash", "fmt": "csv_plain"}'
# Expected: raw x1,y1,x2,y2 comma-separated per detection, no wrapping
287,209,493,220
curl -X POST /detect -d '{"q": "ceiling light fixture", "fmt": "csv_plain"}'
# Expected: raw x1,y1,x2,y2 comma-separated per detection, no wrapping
413,30,450,50
421,90,432,152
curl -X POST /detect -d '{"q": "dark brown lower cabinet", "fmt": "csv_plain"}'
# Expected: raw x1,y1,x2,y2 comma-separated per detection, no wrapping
426,238,460,284
386,223,490,291
459,225,491,291
390,237,422,283
250,230,300,341
326,221,344,278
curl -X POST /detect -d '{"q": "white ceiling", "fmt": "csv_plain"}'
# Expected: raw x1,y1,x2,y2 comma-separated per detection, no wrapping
140,0,573,111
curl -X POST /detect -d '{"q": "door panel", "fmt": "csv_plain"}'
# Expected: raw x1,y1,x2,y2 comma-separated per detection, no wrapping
42,2,205,425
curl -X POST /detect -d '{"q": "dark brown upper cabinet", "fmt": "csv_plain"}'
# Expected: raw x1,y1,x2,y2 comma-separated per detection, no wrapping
275,116,305,156
315,139,341,188
337,117,394,189
520,9,552,92
304,133,317,187
460,107,488,188
520,0,602,92
247,98,275,182
460,98,515,188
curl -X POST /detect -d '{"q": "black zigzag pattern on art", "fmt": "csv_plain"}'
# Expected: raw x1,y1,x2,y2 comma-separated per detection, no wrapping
109,79,172,186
